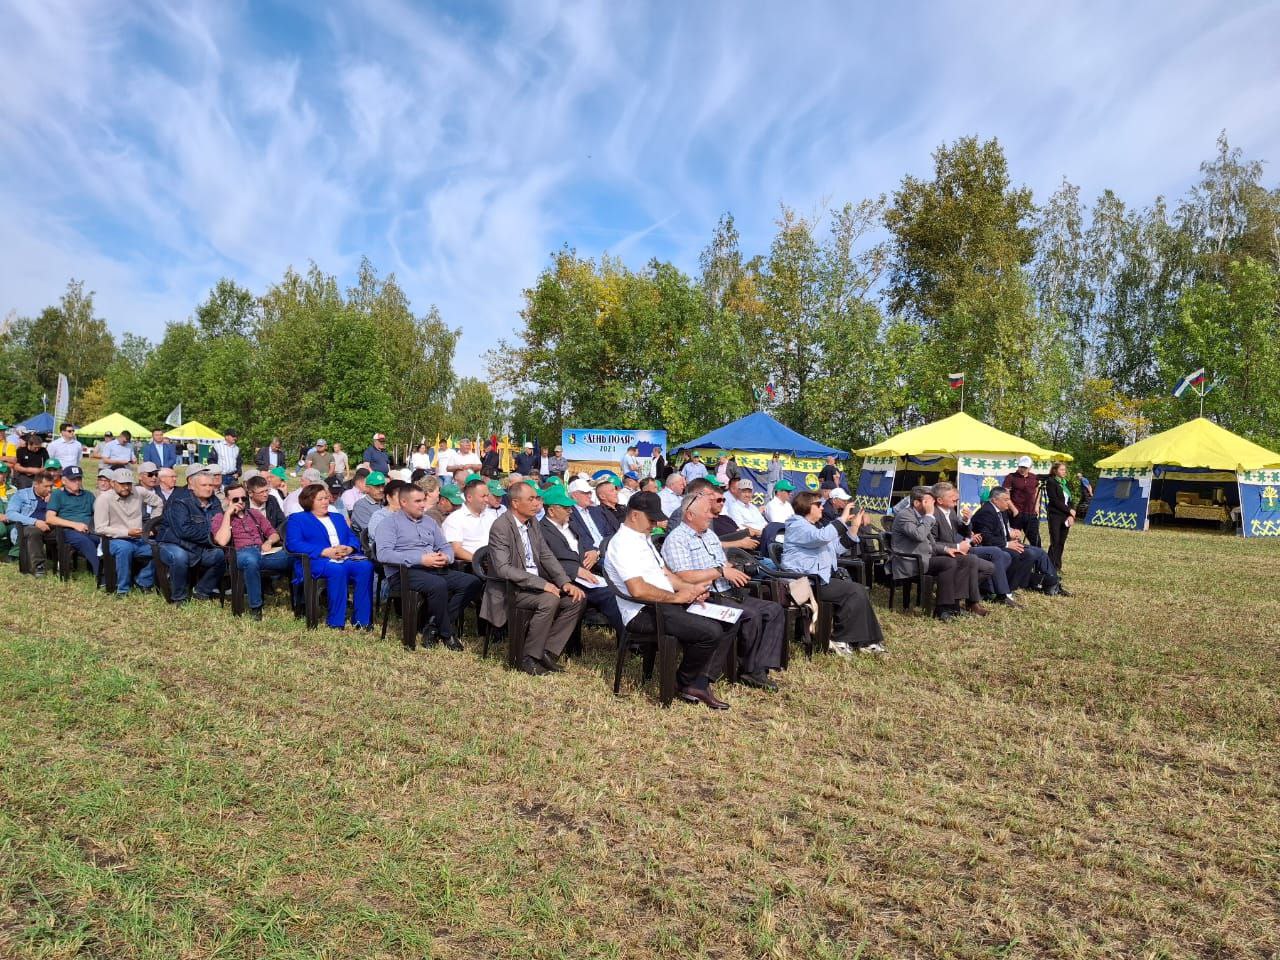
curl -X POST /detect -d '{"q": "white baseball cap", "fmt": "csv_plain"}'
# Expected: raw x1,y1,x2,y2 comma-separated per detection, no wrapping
829,487,851,500
1017,455,1033,468
568,478,593,494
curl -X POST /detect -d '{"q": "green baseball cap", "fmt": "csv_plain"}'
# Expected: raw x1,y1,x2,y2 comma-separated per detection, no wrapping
465,472,484,484
440,484,463,505
541,485,574,508
43,458,62,470
270,466,288,479
0,463,9,474
705,475,724,488
545,475,565,486
366,471,387,486
486,479,505,497
775,478,796,492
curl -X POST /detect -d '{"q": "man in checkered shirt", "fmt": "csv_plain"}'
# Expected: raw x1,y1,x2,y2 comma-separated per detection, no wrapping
661,491,786,692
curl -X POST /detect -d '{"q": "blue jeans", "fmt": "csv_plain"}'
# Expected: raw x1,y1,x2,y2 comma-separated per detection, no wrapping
235,545,292,609
62,530,101,575
159,543,226,601
109,538,154,594
304,557,375,628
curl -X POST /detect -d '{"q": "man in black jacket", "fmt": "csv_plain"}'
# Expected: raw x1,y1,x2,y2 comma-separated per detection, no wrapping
970,487,1065,596
156,464,228,601
538,485,622,632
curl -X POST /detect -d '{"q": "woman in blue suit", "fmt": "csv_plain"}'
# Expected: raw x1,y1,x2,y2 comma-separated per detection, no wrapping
285,483,375,629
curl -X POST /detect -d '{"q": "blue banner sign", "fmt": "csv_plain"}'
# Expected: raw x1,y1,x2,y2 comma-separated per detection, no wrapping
563,428,668,463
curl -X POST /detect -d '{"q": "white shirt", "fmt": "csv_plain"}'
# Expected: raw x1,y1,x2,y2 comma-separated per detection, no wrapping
604,523,675,625
434,448,458,474
454,450,483,470
575,505,605,547
441,505,496,554
210,440,240,475
340,486,362,513
409,451,433,471
317,514,341,547
764,497,795,524
658,488,682,516
550,517,579,554
618,487,636,506
725,495,767,531
283,489,304,516
47,437,84,467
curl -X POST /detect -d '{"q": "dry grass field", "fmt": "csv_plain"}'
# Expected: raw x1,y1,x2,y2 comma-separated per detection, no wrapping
1,523,1277,959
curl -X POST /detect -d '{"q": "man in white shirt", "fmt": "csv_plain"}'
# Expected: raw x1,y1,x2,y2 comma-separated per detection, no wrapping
618,471,640,506
284,469,325,515
724,479,766,536
603,492,735,710
764,478,796,524
451,438,483,474
441,477,496,562
658,473,685,517
47,424,84,468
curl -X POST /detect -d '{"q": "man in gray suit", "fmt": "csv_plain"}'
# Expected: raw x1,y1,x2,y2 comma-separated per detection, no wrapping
480,480,586,675
890,485,984,622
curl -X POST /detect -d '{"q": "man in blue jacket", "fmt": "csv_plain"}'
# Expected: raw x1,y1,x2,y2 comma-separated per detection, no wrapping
157,464,227,601
363,432,391,475
142,428,180,470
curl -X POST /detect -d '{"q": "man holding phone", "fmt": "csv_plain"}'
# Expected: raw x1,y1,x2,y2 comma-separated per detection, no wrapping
212,481,291,619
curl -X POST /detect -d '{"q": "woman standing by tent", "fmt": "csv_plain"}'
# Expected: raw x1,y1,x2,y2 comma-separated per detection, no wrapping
1045,461,1076,572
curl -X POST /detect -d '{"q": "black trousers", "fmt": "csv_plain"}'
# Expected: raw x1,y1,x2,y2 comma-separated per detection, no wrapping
627,603,734,688
392,568,483,640
1047,515,1070,572
1017,514,1042,547
814,578,884,648
715,593,785,674
927,554,985,607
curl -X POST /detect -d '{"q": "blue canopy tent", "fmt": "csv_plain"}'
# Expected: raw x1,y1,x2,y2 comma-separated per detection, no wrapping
15,412,55,435
677,412,847,498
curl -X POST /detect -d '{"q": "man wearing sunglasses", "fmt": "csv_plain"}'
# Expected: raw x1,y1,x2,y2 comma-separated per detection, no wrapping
211,481,290,619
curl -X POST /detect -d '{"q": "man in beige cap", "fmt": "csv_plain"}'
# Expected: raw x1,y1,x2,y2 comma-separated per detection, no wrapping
94,467,164,595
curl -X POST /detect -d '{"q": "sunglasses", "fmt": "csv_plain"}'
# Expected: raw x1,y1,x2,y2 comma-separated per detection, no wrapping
228,496,246,503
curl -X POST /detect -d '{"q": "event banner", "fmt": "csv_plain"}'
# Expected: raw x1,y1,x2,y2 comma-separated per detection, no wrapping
1087,466,1152,530
955,454,1054,518
855,457,898,512
1238,469,1280,538
563,428,668,463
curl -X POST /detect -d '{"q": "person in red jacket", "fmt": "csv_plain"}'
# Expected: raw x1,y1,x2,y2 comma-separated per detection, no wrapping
1003,456,1043,547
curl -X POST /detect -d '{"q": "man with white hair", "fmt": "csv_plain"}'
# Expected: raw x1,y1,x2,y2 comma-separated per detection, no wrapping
285,468,325,515
156,466,179,502
658,472,685,516
568,477,607,549
724,479,766,537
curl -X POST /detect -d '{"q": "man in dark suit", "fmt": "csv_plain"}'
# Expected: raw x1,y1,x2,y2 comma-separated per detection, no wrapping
971,487,1066,596
589,476,624,537
890,486,985,622
514,441,538,474
480,481,585,675
931,481,1017,607
255,437,286,472
538,485,622,632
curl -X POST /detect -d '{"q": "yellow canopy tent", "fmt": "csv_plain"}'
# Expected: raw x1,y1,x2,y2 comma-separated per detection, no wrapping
853,412,1070,513
77,412,149,438
1090,418,1280,536
166,420,223,442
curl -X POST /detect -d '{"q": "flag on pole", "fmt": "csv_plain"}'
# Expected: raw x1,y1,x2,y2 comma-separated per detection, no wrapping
948,373,965,389
165,403,183,428
53,374,69,426
765,382,777,400
1172,367,1205,398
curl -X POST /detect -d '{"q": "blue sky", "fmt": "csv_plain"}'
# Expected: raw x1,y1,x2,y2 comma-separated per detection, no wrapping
2,0,1277,376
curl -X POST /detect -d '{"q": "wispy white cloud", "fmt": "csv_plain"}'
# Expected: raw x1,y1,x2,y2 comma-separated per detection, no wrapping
1,0,1277,380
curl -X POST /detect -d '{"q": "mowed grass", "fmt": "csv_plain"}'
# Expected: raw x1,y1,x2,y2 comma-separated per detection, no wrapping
1,525,1277,959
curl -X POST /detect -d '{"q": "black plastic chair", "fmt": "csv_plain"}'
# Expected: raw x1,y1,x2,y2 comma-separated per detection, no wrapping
883,530,937,612
153,543,229,608
52,526,96,582
475,545,534,669
17,527,59,577
765,540,835,658
602,566,678,706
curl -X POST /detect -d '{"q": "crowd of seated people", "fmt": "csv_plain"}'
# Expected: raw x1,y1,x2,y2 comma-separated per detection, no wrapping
2,423,1080,713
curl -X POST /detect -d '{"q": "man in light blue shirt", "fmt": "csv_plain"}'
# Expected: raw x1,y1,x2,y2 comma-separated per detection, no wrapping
46,424,84,468
680,452,707,483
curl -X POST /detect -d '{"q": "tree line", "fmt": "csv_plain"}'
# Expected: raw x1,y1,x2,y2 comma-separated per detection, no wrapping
3,133,1277,465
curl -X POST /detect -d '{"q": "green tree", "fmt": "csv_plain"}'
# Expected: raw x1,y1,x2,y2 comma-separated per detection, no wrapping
8,280,116,413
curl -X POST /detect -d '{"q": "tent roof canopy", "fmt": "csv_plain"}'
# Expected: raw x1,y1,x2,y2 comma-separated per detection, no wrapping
1095,418,1280,472
856,412,1070,461
166,420,222,442
15,412,55,434
678,412,848,458
77,412,149,437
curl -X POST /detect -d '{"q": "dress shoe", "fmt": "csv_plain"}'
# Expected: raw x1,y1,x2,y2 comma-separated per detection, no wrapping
996,595,1023,608
249,607,263,621
1042,583,1062,597
677,685,730,710
518,656,548,676
442,636,464,652
539,653,566,673
739,671,779,692
1055,585,1072,597
965,602,991,617
934,607,957,623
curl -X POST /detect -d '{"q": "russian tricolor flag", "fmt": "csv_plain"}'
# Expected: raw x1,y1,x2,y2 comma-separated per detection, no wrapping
948,372,965,389
1173,367,1206,398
